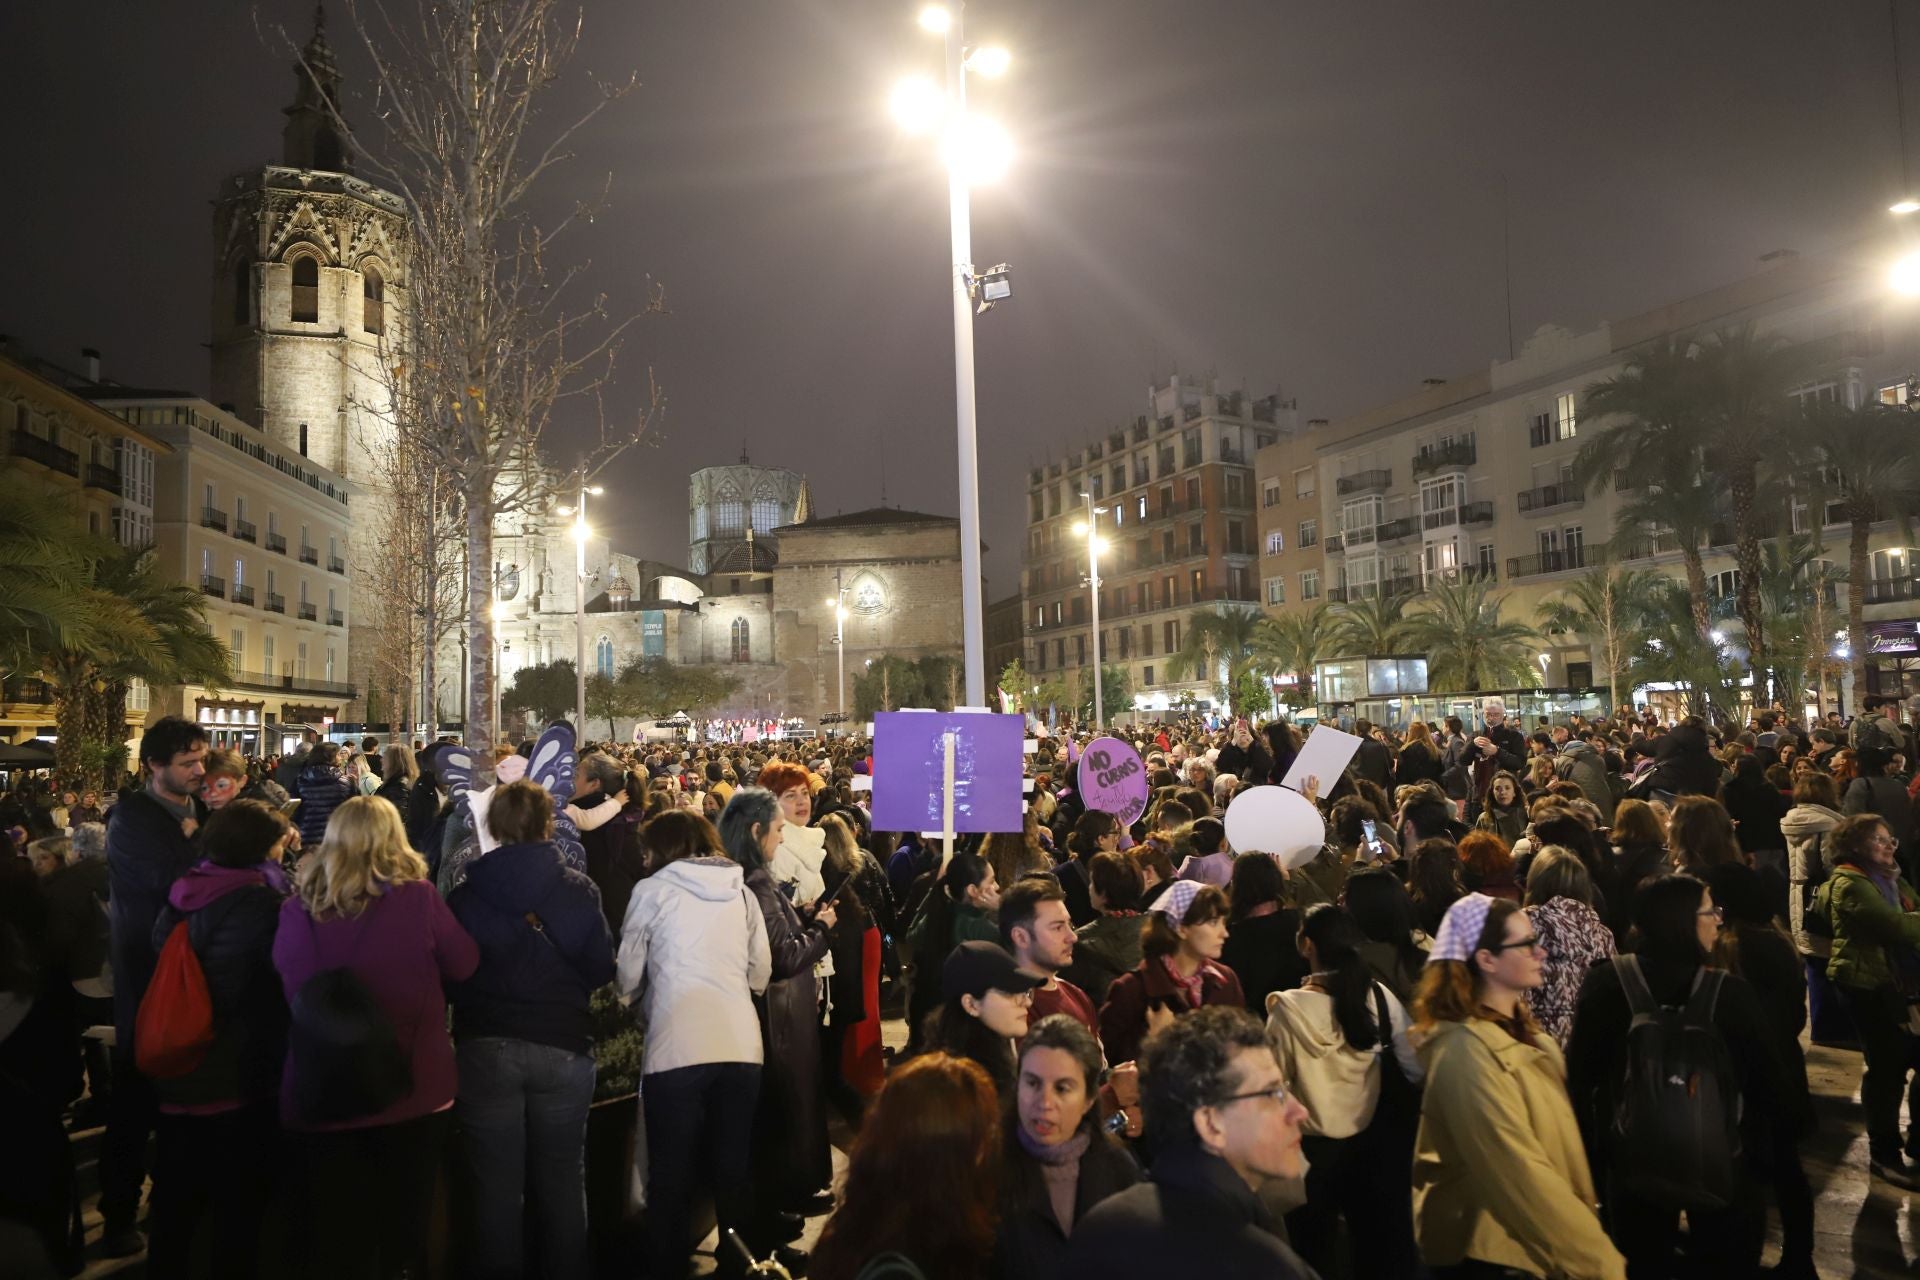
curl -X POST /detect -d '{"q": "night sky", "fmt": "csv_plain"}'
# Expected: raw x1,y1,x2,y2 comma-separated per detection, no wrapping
4,0,1913,591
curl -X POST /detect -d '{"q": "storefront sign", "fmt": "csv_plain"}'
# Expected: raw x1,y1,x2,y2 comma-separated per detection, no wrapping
1868,622,1920,655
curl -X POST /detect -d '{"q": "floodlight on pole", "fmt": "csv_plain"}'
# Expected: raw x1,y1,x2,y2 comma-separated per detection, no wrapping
1894,199,1920,214
1893,251,1920,294
1079,491,1109,729
944,115,1013,184
890,75,945,134
917,4,951,34
967,45,1011,77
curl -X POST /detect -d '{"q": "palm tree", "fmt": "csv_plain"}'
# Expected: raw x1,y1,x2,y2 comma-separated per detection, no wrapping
1251,603,1338,709
0,471,114,679
1167,605,1264,695
1538,567,1667,715
1803,401,1920,697
1397,577,1542,692
1751,535,1848,718
1327,591,1409,658
1691,323,1815,681
1639,581,1745,724
41,545,231,790
1578,337,1723,639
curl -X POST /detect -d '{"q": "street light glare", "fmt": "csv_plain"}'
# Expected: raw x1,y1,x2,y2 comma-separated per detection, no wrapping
917,5,951,34
890,75,945,135
968,45,1011,77
1894,199,1920,215
1893,252,1920,294
586,485,605,496
945,115,1013,184
1071,520,1089,536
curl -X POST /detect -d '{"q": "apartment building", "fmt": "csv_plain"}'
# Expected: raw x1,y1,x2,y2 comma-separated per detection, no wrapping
1259,238,1920,710
0,348,169,742
96,395,356,754
1023,374,1296,711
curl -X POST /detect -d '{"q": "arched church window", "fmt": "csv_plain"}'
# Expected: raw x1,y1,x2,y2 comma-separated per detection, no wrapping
730,617,751,664
298,423,309,457
291,257,319,322
751,498,779,533
232,260,251,326
596,636,614,678
715,500,744,534
363,268,385,335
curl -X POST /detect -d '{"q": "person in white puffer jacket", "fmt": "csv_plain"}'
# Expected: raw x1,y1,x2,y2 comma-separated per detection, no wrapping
616,809,771,1280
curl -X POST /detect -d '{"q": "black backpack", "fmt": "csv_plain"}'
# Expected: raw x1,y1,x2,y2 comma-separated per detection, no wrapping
1606,955,1742,1211
287,913,413,1125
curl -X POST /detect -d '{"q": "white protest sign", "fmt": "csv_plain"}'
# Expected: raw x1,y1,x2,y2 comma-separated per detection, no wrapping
1281,724,1364,793
1223,784,1327,870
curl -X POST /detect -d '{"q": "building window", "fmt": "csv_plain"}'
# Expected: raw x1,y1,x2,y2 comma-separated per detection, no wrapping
1053,601,1063,625
296,641,309,680
1301,569,1320,600
1143,665,1155,687
1075,635,1086,666
1707,569,1740,601
1265,576,1285,604
1187,523,1206,555
1191,568,1206,599
596,635,614,677
298,422,308,457
1227,521,1245,554
714,499,744,534
751,498,779,532
1163,574,1177,607
730,617,751,663
1262,479,1280,507
230,628,245,668
232,259,251,325
326,646,336,682
1298,518,1317,548
263,635,275,675
1165,619,1180,653
1528,411,1552,447
363,268,385,335
1185,477,1201,510
1033,605,1044,629
290,256,319,322
1477,543,1497,575
1294,467,1315,499
1265,529,1285,555
1034,642,1046,672
1054,639,1064,668
1141,624,1154,657
1555,392,1577,439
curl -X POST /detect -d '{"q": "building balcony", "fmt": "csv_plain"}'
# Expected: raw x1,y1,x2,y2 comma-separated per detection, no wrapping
265,532,287,554
1516,483,1583,515
1505,547,1591,579
298,602,318,621
327,609,344,627
1421,499,1496,531
233,518,257,543
232,583,255,606
1336,468,1392,495
0,676,55,710
1866,576,1920,604
10,430,79,477
1326,575,1423,605
1375,516,1419,545
265,592,286,614
299,545,319,565
225,669,357,699
327,554,346,575
1411,440,1477,476
200,575,225,599
200,506,229,532
85,462,121,494
1323,533,1344,553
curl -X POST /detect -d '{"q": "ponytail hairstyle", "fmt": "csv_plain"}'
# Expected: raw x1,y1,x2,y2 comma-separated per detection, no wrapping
1298,904,1379,1051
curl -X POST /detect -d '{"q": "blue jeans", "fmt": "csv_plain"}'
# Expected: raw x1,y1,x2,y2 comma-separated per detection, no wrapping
456,1036,596,1280
644,1061,762,1279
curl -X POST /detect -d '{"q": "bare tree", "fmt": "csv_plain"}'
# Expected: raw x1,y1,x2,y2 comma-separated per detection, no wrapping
281,0,661,776
358,429,465,743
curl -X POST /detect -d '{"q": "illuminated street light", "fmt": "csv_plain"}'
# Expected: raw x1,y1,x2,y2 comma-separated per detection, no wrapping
944,115,1013,184
890,75,944,134
1893,251,1920,295
1710,629,1726,646
1076,492,1109,728
917,5,951,34
967,45,1011,77
1894,199,1920,215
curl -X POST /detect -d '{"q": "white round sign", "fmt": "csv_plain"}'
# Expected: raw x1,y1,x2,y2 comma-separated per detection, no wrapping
1223,784,1327,870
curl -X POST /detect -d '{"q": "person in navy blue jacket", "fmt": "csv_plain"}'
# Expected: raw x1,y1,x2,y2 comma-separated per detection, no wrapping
100,716,208,1259
446,780,617,1280
293,742,354,850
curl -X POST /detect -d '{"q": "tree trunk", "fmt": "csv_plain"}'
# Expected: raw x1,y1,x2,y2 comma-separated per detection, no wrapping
1849,514,1870,706
1683,547,1711,639
1728,467,1768,690
1602,578,1621,717
467,493,497,780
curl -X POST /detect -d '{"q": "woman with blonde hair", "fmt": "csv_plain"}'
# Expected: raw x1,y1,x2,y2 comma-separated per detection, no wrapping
1410,894,1625,1280
272,795,479,1280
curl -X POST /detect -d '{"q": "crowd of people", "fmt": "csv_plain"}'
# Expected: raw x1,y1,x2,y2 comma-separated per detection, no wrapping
0,691,1917,1278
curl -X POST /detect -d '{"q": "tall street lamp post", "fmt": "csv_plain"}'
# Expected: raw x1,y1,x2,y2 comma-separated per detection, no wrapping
556,473,605,736
895,4,1012,709
1072,493,1109,729
828,567,849,725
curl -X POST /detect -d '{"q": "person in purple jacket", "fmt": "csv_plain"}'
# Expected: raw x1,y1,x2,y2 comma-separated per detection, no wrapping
446,780,616,1280
273,795,479,1280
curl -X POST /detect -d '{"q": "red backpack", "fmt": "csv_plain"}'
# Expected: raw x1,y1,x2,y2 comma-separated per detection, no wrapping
135,920,215,1079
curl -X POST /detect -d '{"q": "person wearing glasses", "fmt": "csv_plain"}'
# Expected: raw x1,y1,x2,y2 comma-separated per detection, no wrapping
918,940,1043,1096
1410,893,1625,1280
1815,813,1920,1191
1563,875,1784,1276
1063,1005,1316,1280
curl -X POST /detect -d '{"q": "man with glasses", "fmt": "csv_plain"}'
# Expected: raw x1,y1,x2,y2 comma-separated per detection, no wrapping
1064,1006,1316,1279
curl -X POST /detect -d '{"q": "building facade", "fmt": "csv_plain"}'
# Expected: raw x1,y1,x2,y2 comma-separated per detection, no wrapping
687,458,810,574
986,592,1025,690
1256,241,1920,718
98,396,357,753
1023,374,1295,712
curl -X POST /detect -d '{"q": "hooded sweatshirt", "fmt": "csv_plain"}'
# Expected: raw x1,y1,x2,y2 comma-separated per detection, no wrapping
616,856,772,1075
1264,982,1421,1139
1781,802,1844,956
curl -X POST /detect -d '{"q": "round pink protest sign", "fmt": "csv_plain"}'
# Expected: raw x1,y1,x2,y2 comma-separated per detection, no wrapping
1077,736,1149,827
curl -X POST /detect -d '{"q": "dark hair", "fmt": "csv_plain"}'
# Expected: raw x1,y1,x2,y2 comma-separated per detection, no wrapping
1018,1014,1103,1097
718,786,779,873
643,810,723,867
1130,841,1176,884
1298,904,1380,1051
1067,809,1119,858
1088,850,1144,911
1791,772,1839,809
1227,852,1286,921
1406,838,1463,916
1151,798,1194,830
1329,796,1380,849
921,1000,1018,1096
1667,795,1741,872
1830,813,1891,869
1342,868,1425,975
942,847,992,903
199,798,288,869
1141,884,1229,960
140,716,207,770
310,741,340,768
1139,1005,1273,1152
998,876,1067,952
1632,874,1711,969
487,780,554,846
1189,816,1226,855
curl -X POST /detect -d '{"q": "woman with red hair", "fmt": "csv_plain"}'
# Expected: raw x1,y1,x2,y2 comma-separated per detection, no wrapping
757,761,828,905
809,1053,1003,1280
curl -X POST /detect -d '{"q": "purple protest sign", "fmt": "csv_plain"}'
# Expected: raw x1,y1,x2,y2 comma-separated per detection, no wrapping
1077,736,1149,827
871,712,1026,834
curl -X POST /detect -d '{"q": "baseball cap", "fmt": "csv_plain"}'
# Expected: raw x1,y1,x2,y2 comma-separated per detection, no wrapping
942,941,1045,1002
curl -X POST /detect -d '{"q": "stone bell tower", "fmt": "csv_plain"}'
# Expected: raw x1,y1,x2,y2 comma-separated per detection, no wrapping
208,3,404,493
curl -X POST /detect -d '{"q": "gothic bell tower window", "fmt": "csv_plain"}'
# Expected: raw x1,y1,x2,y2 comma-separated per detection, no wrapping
363,268,384,335
291,257,319,323
232,260,252,326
